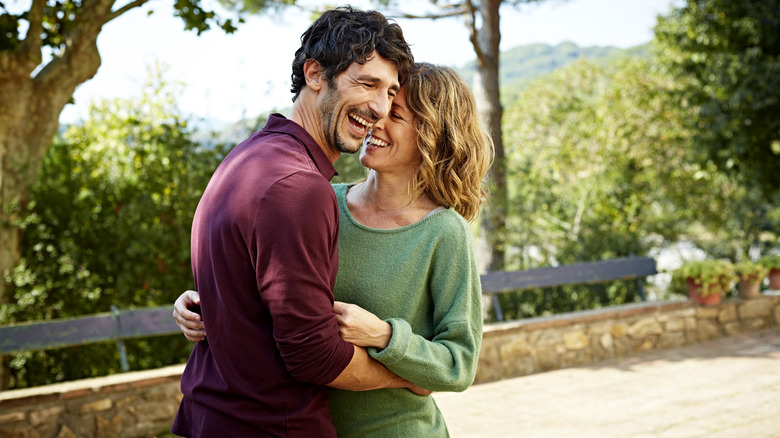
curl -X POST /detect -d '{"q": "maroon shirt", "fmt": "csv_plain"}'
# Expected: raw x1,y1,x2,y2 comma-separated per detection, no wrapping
172,114,354,437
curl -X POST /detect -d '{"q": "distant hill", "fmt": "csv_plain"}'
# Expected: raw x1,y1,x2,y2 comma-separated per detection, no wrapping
455,41,649,89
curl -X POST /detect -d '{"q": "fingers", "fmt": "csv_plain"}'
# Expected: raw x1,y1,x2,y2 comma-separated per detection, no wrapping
333,301,348,314
175,291,201,315
173,310,204,330
174,291,202,320
174,314,206,341
173,290,205,340
182,327,207,342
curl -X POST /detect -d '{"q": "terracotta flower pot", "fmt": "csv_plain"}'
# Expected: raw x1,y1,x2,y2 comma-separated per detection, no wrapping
686,278,723,306
768,268,780,290
738,278,762,299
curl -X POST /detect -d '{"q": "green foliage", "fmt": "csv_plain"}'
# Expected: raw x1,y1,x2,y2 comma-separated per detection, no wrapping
503,58,698,268
760,254,780,270
332,152,369,185
2,66,227,389
654,0,780,199
675,259,736,296
491,46,780,315
734,260,769,281
219,0,298,15
0,1,238,54
174,0,242,34
488,58,697,317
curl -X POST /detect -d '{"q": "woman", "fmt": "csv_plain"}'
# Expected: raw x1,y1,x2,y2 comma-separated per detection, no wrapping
174,63,493,437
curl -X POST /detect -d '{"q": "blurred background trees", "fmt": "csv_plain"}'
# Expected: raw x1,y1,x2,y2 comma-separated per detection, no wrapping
655,0,780,199
2,66,227,388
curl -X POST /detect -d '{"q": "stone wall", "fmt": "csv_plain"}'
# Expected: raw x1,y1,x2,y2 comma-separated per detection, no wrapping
0,365,185,438
475,294,780,383
1,295,779,437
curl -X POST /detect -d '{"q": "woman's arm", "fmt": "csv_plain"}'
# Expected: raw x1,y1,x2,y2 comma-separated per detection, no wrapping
336,218,483,393
334,301,392,349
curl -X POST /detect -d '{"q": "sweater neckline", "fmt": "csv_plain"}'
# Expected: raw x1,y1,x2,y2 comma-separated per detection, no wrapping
339,184,449,233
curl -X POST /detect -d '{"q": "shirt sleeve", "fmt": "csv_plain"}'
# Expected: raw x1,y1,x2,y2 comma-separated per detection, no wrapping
368,217,483,392
252,172,354,385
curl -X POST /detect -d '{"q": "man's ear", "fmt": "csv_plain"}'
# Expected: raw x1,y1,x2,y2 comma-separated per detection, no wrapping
303,59,324,91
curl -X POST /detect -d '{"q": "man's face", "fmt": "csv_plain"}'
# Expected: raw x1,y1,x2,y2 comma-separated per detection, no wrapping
317,54,400,155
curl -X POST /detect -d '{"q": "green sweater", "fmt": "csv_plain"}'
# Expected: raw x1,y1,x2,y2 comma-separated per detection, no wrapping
329,183,483,438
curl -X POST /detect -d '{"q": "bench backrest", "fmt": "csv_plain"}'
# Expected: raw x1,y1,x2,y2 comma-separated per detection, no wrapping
480,256,658,293
480,256,658,322
0,257,659,359
0,306,177,356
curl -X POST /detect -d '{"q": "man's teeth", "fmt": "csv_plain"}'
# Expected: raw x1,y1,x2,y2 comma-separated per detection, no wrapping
351,114,373,130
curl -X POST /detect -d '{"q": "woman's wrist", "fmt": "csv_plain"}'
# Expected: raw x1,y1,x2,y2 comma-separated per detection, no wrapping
375,321,392,350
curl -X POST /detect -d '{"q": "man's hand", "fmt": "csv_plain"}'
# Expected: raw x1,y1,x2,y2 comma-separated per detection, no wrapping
173,290,207,342
334,301,392,349
407,383,433,396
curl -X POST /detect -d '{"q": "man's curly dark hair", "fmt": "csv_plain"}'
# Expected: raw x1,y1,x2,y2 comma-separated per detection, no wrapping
289,6,415,101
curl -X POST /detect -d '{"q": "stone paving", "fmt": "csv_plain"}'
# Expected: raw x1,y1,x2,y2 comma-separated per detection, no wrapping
434,328,780,438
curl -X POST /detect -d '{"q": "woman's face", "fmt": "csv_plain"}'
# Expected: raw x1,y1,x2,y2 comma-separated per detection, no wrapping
359,87,421,177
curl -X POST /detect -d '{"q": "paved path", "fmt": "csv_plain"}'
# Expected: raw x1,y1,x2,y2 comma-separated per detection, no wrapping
434,328,780,438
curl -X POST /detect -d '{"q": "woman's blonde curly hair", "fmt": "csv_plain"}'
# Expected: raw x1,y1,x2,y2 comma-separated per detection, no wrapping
405,63,494,222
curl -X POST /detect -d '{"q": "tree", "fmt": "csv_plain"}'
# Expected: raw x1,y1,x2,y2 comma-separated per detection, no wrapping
2,64,227,388
654,0,780,199
0,0,240,312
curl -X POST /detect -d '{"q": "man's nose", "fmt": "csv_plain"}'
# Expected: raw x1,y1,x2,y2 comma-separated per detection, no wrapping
367,90,392,120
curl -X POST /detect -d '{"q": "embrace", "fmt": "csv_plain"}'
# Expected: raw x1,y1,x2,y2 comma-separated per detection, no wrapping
170,6,493,437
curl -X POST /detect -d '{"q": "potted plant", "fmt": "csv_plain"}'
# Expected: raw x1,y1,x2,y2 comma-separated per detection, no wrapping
734,261,768,299
760,255,780,290
677,259,736,305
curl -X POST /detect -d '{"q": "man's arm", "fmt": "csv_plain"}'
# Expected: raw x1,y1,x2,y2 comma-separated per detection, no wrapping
173,290,430,394
328,345,431,395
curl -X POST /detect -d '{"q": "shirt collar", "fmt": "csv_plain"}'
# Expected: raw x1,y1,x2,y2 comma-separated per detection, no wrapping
263,113,338,181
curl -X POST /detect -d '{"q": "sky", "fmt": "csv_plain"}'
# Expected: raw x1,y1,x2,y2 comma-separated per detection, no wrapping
58,0,676,125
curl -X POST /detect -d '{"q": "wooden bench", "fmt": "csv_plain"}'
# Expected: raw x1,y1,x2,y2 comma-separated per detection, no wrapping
0,256,658,367
480,256,658,321
0,305,177,372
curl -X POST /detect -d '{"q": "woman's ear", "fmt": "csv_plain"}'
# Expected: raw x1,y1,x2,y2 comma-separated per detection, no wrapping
303,59,324,91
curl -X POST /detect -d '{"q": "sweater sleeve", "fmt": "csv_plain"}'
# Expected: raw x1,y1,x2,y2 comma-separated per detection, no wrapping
368,216,483,392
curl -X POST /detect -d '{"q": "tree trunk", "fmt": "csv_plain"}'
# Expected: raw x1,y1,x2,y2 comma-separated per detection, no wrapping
470,0,507,272
0,0,111,389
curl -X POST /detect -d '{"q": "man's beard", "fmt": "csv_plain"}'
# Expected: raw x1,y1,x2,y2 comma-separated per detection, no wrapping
318,84,363,155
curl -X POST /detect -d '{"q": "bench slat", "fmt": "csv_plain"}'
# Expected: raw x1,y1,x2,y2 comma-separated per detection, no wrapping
480,257,657,294
0,306,177,355
116,307,179,338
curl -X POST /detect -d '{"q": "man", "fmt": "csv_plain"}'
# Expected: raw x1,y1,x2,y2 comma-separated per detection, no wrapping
170,7,416,437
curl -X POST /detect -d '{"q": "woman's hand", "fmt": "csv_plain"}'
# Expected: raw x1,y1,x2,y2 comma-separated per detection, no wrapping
334,301,392,349
173,290,207,342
